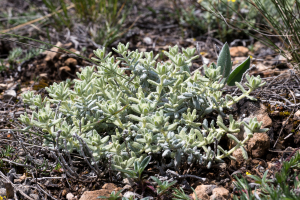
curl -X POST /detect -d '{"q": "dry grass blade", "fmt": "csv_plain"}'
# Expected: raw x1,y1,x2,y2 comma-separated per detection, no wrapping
200,0,300,69
247,0,300,65
1,4,75,34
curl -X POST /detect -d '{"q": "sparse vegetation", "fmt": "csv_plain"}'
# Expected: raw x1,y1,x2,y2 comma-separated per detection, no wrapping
0,0,300,199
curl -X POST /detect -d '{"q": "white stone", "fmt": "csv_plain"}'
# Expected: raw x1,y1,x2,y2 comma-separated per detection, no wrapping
0,188,6,196
143,37,152,45
67,192,75,200
294,110,300,120
3,89,16,100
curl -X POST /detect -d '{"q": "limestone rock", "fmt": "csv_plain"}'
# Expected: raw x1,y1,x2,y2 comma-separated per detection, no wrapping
191,185,217,200
253,41,266,52
228,99,272,150
102,183,118,190
0,83,7,91
143,37,152,45
122,178,135,187
62,189,67,196
255,63,269,72
3,89,17,100
59,66,71,73
66,193,75,200
248,133,270,158
43,42,63,61
64,58,78,66
210,187,229,200
294,110,300,121
0,188,6,196
39,73,48,80
231,148,245,168
123,191,142,199
233,57,248,65
79,183,122,200
230,46,249,57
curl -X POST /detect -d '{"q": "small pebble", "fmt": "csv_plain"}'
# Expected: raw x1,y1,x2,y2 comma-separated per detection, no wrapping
0,83,7,90
3,89,17,100
66,192,74,200
143,37,152,45
62,189,67,196
14,179,22,184
122,184,131,190
18,150,26,156
123,191,142,199
0,188,6,196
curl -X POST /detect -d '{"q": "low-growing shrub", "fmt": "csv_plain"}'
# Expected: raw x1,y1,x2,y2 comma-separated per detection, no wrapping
20,42,267,171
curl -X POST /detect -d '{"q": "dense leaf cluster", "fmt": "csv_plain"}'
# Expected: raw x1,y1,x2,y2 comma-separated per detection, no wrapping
20,43,266,170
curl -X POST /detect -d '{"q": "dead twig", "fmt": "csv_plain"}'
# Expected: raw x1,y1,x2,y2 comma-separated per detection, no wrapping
1,158,34,168
0,171,34,200
273,109,294,148
166,169,206,182
1,4,75,34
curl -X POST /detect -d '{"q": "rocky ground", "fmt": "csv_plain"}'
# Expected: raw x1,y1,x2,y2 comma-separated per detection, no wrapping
1,0,300,200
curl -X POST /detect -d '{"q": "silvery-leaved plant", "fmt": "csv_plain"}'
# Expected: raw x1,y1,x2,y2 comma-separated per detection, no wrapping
20,42,267,171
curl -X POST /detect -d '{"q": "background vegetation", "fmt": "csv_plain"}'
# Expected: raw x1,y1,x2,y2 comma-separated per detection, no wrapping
1,0,300,199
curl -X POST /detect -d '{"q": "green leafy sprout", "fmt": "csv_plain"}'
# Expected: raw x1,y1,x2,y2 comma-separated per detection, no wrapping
172,187,199,200
0,145,15,158
115,156,151,181
150,176,177,196
233,152,300,200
